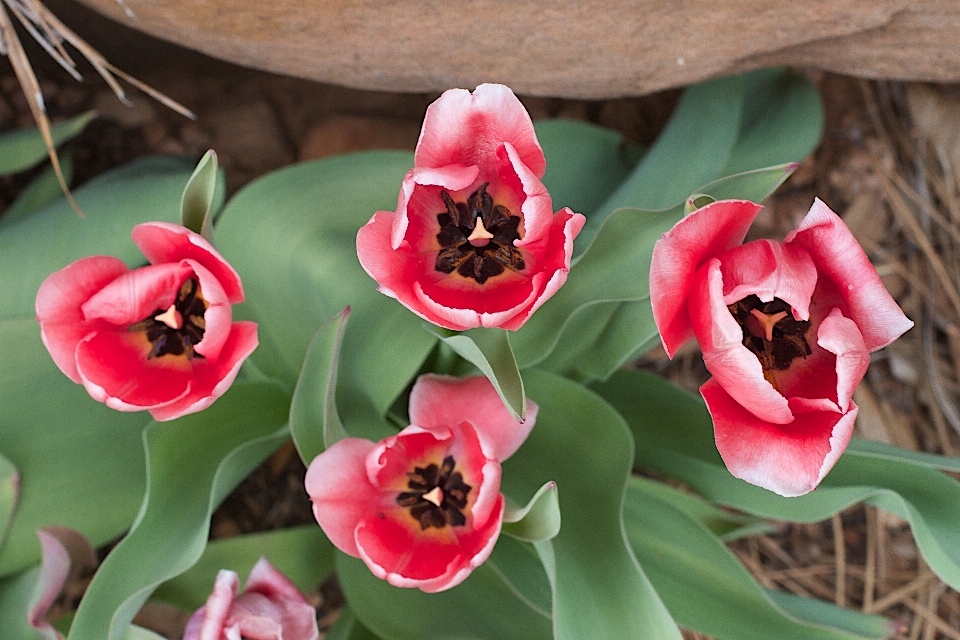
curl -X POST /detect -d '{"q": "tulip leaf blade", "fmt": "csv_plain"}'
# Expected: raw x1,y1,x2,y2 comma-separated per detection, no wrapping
214,152,437,426
0,110,94,177
0,452,18,555
152,524,334,611
535,118,639,217
580,73,744,249
502,481,561,543
66,382,290,640
0,317,148,579
291,307,351,463
624,475,893,640
179,149,219,243
0,152,75,230
326,605,387,640
719,67,824,176
429,327,527,422
0,156,195,320
0,564,50,639
338,549,554,640
593,369,960,593
503,370,682,640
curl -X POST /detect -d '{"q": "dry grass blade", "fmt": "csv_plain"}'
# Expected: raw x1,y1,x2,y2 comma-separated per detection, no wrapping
0,0,196,216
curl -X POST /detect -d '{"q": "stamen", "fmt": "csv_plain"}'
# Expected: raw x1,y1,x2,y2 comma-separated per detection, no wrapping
749,308,788,342
154,305,183,330
467,217,495,247
422,486,443,506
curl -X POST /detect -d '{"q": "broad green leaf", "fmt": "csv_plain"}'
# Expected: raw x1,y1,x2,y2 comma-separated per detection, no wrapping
214,153,436,421
120,626,167,640
0,153,75,229
844,438,960,474
485,535,552,618
719,68,824,176
0,317,147,578
624,477,893,640
180,150,218,242
430,328,526,421
767,590,896,639
152,525,334,611
338,549,552,640
327,606,386,640
0,156,194,319
0,452,19,554
502,370,681,640
694,163,797,203
630,477,773,541
290,308,351,463
67,382,290,640
581,74,744,247
502,481,560,543
534,119,639,217
0,566,44,640
594,369,960,591
0,111,94,176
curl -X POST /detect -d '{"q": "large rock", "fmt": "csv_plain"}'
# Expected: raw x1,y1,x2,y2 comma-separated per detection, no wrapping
75,0,960,98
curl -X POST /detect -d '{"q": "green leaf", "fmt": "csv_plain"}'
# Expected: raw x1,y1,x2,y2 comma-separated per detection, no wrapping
535,119,639,217
0,318,147,578
0,153,75,229
502,370,681,640
580,74,744,248
719,68,824,176
624,476,893,640
696,163,798,203
0,566,44,640
152,525,334,611
629,477,773,541
430,328,526,421
0,453,19,554
0,156,195,319
502,481,560,543
0,111,95,176
594,369,960,592
326,605,386,640
485,535,552,618
179,150,218,242
338,549,553,640
214,153,436,439
290,308,351,462
66,382,290,640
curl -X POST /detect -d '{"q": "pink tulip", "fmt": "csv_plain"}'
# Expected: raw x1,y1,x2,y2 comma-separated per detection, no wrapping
356,83,585,331
35,222,258,421
305,374,537,592
183,558,319,640
650,199,913,496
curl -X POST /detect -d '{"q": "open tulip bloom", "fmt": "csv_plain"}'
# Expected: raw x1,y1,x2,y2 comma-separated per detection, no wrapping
651,198,913,496
35,221,258,421
356,83,585,331
305,374,537,592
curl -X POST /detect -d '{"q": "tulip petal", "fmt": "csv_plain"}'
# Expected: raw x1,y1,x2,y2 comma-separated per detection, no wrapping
415,84,545,179
702,378,858,497
718,240,818,320
81,262,193,327
816,308,870,412
147,321,259,421
36,256,129,382
692,259,793,424
651,200,763,357
786,198,913,350
408,374,537,462
132,221,245,303
304,438,379,558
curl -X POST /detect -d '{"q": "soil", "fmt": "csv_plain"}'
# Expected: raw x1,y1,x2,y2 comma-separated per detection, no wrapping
2,1,960,639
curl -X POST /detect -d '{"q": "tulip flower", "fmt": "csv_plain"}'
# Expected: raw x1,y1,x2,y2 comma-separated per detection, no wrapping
650,198,913,496
36,222,258,421
305,374,537,592
356,83,585,331
183,558,319,640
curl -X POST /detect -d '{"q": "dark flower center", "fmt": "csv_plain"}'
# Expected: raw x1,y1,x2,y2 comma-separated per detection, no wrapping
129,278,207,360
434,182,525,285
728,295,811,386
396,455,472,530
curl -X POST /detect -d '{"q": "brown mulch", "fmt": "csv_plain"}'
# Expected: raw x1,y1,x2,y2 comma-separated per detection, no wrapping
3,4,960,638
